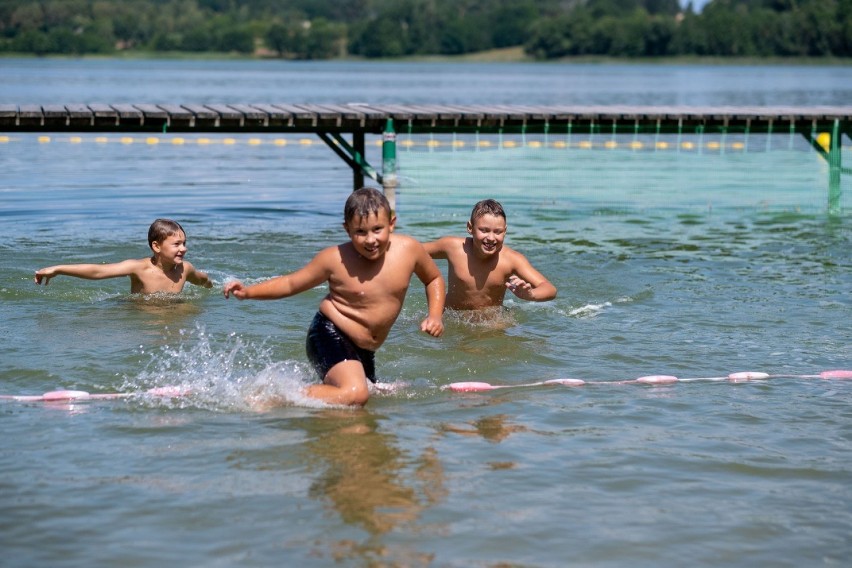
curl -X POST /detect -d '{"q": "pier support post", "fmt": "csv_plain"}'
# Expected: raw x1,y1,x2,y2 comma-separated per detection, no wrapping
316,131,381,193
353,132,365,192
382,119,398,215
828,119,842,215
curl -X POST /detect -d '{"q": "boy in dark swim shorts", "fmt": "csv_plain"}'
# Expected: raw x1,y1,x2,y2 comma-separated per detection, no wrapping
306,311,376,383
224,187,445,406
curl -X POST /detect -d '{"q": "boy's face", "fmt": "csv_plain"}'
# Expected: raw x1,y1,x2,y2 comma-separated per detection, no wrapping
467,213,506,257
344,210,396,260
152,231,188,266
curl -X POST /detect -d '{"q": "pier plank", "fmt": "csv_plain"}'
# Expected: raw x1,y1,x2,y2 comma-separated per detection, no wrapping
18,104,44,127
42,105,68,127
358,104,413,121
180,104,219,128
228,104,268,128
86,103,119,127
110,104,144,126
0,104,17,128
64,104,94,127
202,104,244,128
271,104,318,128
249,104,292,127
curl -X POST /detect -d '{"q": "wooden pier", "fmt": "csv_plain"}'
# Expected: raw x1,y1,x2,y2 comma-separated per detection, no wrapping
2,103,851,134
1,103,849,212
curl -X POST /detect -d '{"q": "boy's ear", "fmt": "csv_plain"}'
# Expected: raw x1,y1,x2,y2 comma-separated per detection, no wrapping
466,220,473,234
389,214,397,232
150,240,161,253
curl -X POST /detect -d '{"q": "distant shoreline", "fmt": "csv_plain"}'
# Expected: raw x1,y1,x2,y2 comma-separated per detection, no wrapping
2,46,851,66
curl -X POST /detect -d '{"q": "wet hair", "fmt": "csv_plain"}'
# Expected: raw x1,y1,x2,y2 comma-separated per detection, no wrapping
344,187,392,224
147,218,185,249
470,199,506,223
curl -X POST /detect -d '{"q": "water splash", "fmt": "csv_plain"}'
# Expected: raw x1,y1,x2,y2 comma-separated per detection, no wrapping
123,324,322,411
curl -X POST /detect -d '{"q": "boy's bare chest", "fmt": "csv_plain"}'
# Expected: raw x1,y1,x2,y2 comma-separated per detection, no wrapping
330,266,411,300
137,266,184,292
451,256,510,289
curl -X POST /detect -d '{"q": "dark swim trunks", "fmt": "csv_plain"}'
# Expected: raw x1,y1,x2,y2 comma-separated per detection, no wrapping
306,311,376,383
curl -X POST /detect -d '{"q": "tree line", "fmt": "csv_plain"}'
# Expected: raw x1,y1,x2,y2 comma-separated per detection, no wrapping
1,0,849,59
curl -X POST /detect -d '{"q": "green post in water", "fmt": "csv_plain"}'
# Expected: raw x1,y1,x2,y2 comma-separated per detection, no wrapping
382,118,398,215
828,119,842,215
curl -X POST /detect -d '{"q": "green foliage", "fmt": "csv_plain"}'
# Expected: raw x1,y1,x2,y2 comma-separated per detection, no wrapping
0,0,848,58
525,0,852,58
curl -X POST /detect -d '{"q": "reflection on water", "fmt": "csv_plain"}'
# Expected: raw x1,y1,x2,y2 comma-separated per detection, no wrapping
439,413,528,444
298,411,445,565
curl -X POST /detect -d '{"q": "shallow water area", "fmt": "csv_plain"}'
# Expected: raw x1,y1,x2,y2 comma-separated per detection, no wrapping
1,59,851,567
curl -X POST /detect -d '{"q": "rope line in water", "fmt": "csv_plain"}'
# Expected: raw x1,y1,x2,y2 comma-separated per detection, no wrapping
0,386,188,402
3,370,850,401
446,370,852,393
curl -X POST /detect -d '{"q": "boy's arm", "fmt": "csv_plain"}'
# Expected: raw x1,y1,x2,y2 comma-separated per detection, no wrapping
422,237,453,259
412,243,446,337
185,262,213,289
35,260,141,285
506,251,557,302
223,249,331,300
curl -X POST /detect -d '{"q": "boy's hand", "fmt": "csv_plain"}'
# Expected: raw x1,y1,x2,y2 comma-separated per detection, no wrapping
506,275,534,300
420,316,444,338
34,268,57,285
223,281,248,299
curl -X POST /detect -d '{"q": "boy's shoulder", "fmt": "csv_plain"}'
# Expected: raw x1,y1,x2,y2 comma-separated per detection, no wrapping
125,257,154,270
390,232,423,245
499,245,526,262
429,235,466,250
388,233,428,255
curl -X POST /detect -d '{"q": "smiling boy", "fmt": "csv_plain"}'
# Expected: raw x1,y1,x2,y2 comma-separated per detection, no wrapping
424,199,556,310
223,187,445,407
34,218,212,294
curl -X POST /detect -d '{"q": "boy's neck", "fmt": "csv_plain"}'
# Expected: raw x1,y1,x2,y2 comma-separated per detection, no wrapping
151,255,178,273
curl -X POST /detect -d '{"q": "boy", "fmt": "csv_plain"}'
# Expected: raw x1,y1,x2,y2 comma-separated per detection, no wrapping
424,199,556,310
223,187,445,407
34,218,212,294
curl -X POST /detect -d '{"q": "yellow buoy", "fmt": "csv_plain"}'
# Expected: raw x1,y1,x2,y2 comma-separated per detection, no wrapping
816,132,831,151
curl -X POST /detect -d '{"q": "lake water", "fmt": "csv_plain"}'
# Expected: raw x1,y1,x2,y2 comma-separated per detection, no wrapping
1,59,851,567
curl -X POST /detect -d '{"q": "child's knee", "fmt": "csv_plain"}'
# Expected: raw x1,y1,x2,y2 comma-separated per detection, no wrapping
346,382,370,406
325,361,371,406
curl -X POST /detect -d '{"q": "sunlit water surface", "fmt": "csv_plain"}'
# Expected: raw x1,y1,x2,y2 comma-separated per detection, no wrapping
1,60,850,567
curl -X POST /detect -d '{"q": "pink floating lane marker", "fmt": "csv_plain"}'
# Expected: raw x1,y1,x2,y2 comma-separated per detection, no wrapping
0,389,94,402
447,382,497,393
446,378,585,393
726,371,771,382
820,369,852,379
633,375,679,385
727,370,852,380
